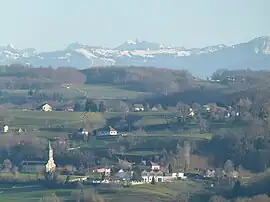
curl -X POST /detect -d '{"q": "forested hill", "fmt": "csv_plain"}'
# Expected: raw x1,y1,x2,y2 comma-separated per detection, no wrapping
81,66,195,94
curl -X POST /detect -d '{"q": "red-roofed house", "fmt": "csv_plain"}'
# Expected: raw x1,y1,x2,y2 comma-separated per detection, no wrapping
146,161,160,171
109,126,117,136
91,166,111,176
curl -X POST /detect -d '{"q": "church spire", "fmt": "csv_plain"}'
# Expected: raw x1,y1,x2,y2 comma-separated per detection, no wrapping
45,140,56,173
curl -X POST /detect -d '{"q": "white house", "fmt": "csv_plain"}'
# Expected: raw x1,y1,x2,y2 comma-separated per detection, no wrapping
203,105,211,112
78,128,89,136
141,170,186,184
204,169,216,178
188,110,195,117
109,126,117,135
2,125,9,133
38,103,52,112
133,104,144,112
141,170,164,183
147,161,160,171
92,166,111,176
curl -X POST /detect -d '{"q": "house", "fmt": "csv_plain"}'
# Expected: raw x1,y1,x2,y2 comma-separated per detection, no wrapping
146,161,160,171
133,104,144,112
203,104,211,112
2,125,9,133
151,106,159,112
92,166,111,176
204,169,216,178
141,170,164,183
37,103,52,112
65,108,74,112
78,128,89,136
109,126,117,135
188,109,195,117
141,170,186,183
20,160,46,173
97,126,118,136
112,169,133,181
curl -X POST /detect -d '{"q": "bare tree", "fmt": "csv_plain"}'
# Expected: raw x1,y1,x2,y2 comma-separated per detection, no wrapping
3,159,12,172
183,140,191,172
224,159,234,173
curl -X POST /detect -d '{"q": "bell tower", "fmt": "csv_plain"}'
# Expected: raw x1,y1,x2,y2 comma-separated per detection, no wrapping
45,140,56,173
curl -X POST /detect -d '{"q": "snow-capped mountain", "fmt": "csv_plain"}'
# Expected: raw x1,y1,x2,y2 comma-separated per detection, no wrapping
0,36,270,76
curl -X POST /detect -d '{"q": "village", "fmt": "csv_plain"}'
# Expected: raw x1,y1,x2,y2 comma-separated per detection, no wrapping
0,99,246,190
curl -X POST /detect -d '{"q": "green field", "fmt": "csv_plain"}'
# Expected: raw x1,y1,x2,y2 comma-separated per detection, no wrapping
3,84,149,100
55,84,149,100
0,180,207,202
9,110,103,128
7,109,213,141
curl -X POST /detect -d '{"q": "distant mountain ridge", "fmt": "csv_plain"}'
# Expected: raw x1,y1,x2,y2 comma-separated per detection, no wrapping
0,36,270,77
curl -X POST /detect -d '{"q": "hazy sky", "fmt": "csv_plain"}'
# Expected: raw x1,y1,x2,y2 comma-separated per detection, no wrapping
0,0,268,51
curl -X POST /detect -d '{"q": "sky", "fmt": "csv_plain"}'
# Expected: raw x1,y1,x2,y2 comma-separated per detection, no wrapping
0,0,269,51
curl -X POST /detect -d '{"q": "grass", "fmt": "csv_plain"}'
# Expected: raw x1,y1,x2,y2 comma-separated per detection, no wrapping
26,131,68,138
58,84,148,100
0,179,206,202
0,187,73,202
105,180,206,202
10,110,103,121
0,172,89,181
9,109,104,132
129,132,213,140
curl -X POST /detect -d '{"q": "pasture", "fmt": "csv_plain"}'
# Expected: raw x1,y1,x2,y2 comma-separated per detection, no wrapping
0,180,207,202
7,109,213,141
55,84,149,100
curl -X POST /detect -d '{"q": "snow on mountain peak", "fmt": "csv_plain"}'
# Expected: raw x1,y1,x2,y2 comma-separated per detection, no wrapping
126,40,137,45
249,36,270,54
0,36,269,77
7,44,15,49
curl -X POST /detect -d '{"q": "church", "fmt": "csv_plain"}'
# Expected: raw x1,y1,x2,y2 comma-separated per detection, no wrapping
20,141,56,173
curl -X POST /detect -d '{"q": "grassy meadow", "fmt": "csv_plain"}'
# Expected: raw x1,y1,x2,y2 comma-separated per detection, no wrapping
0,180,208,202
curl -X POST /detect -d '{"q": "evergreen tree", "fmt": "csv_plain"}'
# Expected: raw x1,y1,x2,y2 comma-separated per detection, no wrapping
28,89,33,96
168,164,173,173
151,177,156,185
65,175,70,184
100,172,106,181
74,102,81,112
99,101,106,112
132,167,143,181
85,99,97,112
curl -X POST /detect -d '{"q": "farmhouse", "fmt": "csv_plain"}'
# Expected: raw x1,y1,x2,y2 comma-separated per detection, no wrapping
92,166,111,176
133,104,144,112
112,169,133,181
97,126,118,136
141,170,186,183
146,161,160,171
1,125,9,133
109,126,117,135
37,103,52,112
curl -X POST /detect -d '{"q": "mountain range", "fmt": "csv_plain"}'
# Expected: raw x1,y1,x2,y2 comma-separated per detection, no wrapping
0,36,270,77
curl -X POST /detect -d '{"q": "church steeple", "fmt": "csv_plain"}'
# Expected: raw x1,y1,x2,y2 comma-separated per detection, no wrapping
45,140,56,173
